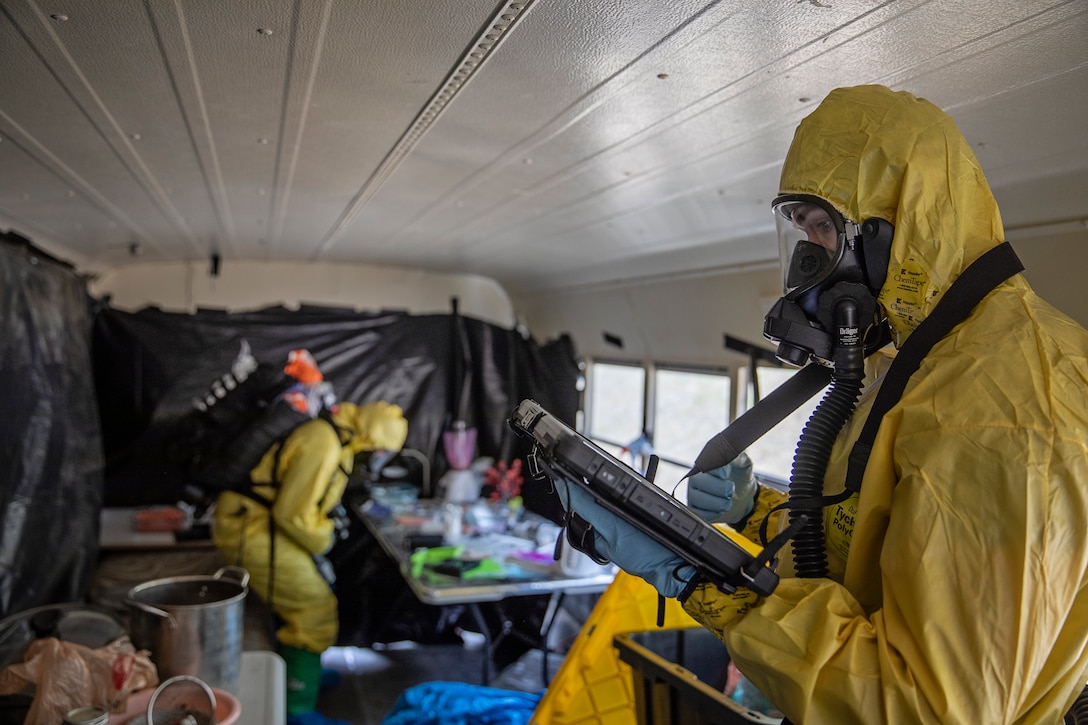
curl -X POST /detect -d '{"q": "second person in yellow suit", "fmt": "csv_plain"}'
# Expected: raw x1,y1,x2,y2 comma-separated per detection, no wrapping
213,400,408,725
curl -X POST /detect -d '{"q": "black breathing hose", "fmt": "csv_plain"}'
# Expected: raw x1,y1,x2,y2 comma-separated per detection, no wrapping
789,299,866,579
1066,685,1088,724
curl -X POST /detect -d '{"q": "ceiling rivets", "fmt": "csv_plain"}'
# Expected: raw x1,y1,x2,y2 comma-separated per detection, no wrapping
657,73,668,79
257,137,270,144
50,14,68,21
129,132,141,140
257,28,273,35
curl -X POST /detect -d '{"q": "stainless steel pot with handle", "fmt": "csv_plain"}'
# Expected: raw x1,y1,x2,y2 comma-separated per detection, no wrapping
125,567,249,696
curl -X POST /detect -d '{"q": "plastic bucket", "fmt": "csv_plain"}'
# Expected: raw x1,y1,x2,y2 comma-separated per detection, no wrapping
126,567,249,695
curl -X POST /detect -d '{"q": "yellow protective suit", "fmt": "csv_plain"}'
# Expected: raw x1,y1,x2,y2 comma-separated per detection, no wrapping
212,401,408,652
683,85,1088,722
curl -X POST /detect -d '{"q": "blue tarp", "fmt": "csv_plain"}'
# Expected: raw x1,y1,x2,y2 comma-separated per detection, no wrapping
379,682,541,725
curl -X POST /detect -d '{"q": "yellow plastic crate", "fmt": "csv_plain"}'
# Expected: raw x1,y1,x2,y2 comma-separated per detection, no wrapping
614,628,781,725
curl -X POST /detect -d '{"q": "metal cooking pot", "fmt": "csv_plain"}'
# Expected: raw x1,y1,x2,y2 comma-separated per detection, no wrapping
125,567,248,696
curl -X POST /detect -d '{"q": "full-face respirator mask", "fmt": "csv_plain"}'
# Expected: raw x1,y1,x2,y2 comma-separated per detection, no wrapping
763,194,894,369
755,195,894,579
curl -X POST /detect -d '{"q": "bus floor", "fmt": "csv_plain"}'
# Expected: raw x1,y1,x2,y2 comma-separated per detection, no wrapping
315,642,560,725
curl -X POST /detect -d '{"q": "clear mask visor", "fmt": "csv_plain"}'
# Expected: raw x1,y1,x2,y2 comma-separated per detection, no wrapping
773,195,847,299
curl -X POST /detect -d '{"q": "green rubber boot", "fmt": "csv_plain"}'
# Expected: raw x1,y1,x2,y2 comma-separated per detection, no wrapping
279,644,323,716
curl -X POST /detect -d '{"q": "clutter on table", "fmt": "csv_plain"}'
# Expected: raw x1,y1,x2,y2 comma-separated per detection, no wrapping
131,507,189,533
360,480,615,587
100,506,214,550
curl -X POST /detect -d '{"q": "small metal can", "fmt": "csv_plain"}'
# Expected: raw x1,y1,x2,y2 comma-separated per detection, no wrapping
63,706,110,725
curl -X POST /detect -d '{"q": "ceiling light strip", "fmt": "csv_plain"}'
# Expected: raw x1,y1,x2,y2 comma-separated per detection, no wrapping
314,0,536,257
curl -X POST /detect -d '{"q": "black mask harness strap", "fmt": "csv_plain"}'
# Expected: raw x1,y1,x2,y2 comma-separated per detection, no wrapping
684,362,833,479
844,242,1024,492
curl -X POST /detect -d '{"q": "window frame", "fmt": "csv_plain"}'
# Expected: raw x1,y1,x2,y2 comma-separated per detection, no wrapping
583,357,649,449
581,353,802,492
582,357,732,475
647,361,731,471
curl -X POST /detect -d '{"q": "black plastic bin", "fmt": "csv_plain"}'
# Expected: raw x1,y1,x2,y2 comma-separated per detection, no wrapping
614,627,781,725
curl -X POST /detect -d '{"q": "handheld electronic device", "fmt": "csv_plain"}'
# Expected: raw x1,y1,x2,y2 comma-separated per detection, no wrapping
509,399,779,596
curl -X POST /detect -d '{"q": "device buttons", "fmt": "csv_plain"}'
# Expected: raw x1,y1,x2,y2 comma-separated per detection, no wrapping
596,466,620,491
670,516,695,536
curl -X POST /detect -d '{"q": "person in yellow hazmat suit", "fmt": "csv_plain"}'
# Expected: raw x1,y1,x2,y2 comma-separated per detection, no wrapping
554,84,1088,723
213,400,408,725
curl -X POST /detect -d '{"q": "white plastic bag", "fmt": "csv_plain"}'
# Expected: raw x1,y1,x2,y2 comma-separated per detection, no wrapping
0,636,158,724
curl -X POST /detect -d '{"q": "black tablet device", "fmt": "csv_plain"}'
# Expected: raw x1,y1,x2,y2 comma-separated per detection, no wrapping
509,399,779,597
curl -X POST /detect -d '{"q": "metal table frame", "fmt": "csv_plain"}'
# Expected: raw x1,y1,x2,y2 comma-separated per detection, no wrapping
354,498,614,683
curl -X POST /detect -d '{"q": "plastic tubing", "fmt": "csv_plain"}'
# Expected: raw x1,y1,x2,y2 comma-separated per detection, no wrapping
1067,685,1088,724
789,299,865,579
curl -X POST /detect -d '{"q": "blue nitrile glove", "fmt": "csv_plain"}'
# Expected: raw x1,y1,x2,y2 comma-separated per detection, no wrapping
686,452,756,525
554,478,698,598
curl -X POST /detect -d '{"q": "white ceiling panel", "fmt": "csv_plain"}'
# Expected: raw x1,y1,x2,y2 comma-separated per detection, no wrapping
1,0,1085,292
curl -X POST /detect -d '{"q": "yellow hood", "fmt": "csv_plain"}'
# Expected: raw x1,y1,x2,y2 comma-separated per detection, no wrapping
331,401,409,455
779,85,1006,344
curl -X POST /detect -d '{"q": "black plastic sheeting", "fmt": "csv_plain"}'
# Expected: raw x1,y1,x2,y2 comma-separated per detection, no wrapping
92,303,580,521
92,302,581,649
0,232,104,620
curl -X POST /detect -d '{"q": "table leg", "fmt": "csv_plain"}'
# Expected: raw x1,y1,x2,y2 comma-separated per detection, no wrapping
467,602,492,684
540,591,566,684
